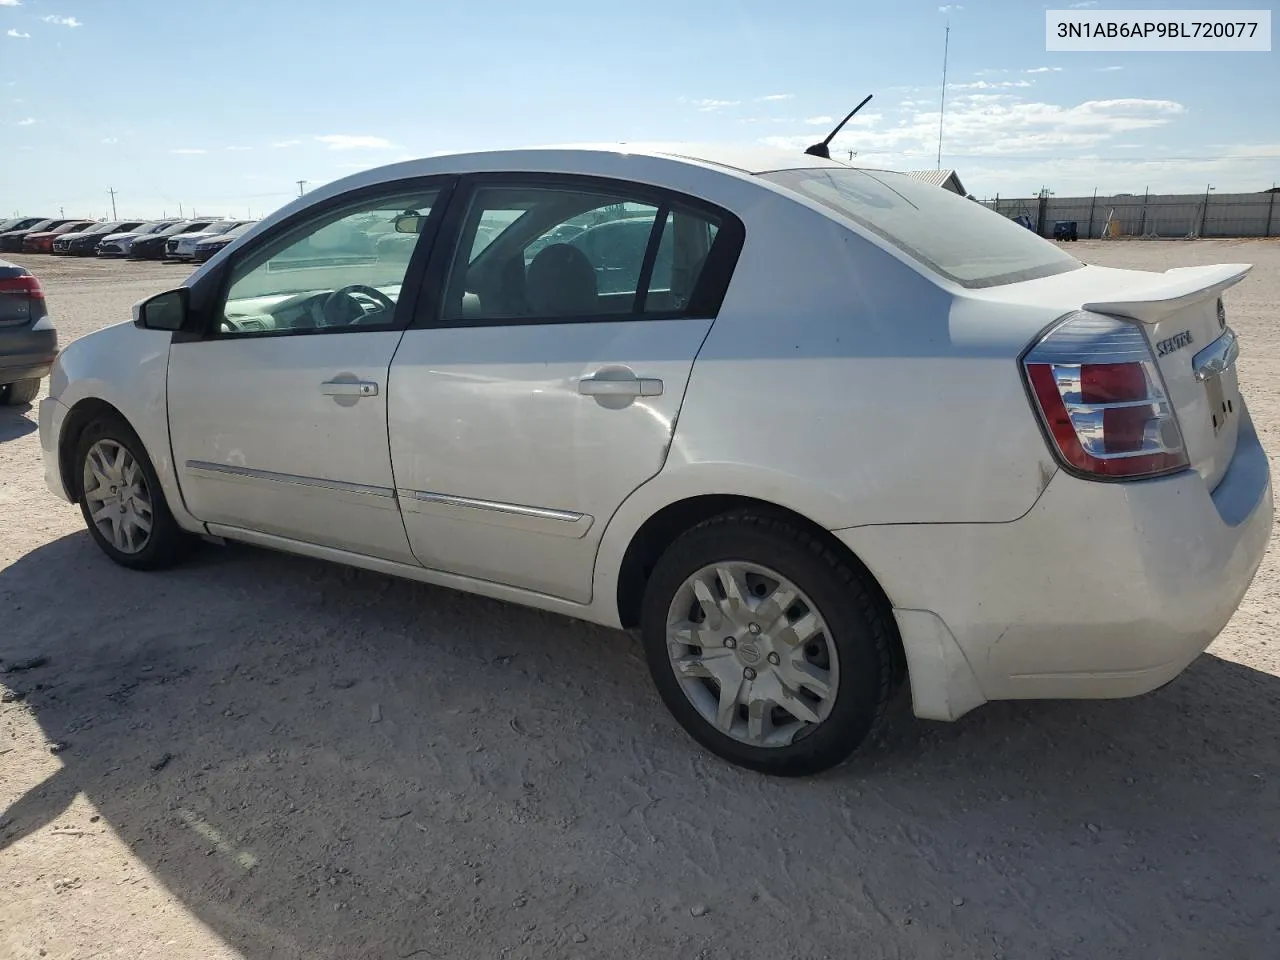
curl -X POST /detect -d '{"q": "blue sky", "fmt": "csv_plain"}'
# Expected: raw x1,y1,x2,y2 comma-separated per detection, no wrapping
3,0,1277,218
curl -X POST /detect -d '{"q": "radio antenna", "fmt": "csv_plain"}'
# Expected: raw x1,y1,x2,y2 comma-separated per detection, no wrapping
804,94,874,159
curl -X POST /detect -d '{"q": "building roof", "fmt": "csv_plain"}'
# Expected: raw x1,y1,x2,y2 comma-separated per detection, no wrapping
906,169,967,195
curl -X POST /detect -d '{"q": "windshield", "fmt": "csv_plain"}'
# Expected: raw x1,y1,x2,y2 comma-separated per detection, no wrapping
761,167,1082,289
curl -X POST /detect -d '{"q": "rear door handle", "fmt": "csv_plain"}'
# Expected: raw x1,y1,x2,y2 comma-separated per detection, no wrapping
321,379,379,397
577,375,663,398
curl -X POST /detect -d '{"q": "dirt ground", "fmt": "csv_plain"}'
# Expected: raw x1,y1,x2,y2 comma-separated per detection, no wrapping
2,242,1278,960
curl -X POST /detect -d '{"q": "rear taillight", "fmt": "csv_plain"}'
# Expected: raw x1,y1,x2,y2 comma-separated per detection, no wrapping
0,275,44,299
1022,311,1187,480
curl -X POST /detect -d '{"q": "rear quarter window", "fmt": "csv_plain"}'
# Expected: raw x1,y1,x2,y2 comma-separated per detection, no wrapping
761,167,1082,289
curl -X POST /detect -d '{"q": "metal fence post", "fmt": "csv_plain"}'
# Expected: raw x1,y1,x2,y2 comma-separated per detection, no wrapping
1267,186,1277,238
1087,187,1097,239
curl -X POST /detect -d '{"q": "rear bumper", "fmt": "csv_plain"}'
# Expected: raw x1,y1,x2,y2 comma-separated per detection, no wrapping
838,400,1273,721
0,325,57,386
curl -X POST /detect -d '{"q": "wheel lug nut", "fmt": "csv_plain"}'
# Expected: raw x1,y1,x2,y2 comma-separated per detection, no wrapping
748,623,762,635
767,652,780,665
743,667,756,680
723,637,736,649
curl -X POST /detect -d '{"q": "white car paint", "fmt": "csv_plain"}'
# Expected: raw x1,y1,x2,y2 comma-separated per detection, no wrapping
37,143,1273,733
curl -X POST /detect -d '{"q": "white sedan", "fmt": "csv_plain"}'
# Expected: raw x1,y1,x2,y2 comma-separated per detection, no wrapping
37,145,1273,776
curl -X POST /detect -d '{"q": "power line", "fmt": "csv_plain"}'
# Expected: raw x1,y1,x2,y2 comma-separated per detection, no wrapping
107,187,118,220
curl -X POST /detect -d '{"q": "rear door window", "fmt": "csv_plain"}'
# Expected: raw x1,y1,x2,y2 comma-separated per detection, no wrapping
437,181,735,324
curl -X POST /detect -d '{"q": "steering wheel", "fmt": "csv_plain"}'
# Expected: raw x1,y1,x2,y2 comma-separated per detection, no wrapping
321,284,396,326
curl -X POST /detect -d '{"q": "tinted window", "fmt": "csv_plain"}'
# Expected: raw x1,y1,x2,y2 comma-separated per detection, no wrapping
441,184,723,323
761,167,1082,288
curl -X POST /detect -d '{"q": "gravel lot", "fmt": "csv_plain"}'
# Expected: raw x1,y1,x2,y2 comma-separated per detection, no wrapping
2,242,1278,960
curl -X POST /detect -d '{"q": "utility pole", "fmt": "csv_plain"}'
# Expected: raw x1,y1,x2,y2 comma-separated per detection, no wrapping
937,21,950,170
1199,183,1213,238
296,180,308,196
108,187,118,220
179,202,184,218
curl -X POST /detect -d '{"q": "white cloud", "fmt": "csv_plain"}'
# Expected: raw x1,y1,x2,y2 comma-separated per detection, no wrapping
1098,65,1124,72
762,97,1188,164
0,0,23,6
757,93,794,102
101,136,117,144
1069,1,1097,7
7,28,31,38
938,4,963,11
316,134,394,150
225,145,252,151
690,98,740,111
42,14,81,26
169,148,207,155
1025,67,1063,74
272,139,302,148
16,116,35,125
951,80,1033,90
805,116,834,125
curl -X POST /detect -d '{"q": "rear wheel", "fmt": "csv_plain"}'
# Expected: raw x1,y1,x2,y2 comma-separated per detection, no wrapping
0,379,40,405
640,512,895,777
74,415,190,569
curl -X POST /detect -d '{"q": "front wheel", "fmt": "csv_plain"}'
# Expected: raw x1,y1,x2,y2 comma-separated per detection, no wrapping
640,512,896,777
74,415,191,569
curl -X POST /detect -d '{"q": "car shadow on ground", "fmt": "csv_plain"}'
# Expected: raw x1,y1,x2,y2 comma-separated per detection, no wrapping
2,531,1277,959
0,402,37,442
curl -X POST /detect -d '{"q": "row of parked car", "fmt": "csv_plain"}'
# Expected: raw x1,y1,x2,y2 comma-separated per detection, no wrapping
0,216,258,262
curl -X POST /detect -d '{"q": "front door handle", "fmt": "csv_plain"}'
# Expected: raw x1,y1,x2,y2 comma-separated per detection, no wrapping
321,379,379,398
578,375,663,398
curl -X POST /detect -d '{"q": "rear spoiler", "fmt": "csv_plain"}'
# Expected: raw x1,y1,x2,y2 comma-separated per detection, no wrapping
1084,263,1252,324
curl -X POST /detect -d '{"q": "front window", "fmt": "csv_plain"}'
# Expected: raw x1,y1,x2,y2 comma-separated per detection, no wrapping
761,167,1082,288
217,188,439,335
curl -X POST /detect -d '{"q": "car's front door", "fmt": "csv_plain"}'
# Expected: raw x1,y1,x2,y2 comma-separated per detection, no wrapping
387,175,742,603
166,180,449,563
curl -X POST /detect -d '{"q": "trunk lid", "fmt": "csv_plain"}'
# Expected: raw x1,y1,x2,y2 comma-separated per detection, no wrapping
972,262,1251,490
1081,263,1249,491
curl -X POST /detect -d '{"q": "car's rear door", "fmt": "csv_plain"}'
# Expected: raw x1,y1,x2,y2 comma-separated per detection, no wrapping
387,174,743,603
165,178,453,563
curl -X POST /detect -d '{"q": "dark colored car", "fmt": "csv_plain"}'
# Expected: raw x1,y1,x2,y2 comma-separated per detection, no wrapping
23,220,95,254
53,220,146,256
0,217,51,235
189,221,257,262
0,219,74,253
128,220,218,260
0,259,55,406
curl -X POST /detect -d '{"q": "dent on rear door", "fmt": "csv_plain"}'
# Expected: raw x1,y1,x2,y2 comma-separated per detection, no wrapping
386,317,713,603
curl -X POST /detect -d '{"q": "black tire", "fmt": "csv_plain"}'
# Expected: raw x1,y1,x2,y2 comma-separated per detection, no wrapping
74,413,191,570
1,378,40,406
640,511,895,777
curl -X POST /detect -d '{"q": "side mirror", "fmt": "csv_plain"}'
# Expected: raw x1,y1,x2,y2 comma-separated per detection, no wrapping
133,287,189,331
393,213,429,234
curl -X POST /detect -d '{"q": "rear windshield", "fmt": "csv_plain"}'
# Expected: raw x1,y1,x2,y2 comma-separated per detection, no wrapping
761,167,1082,289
